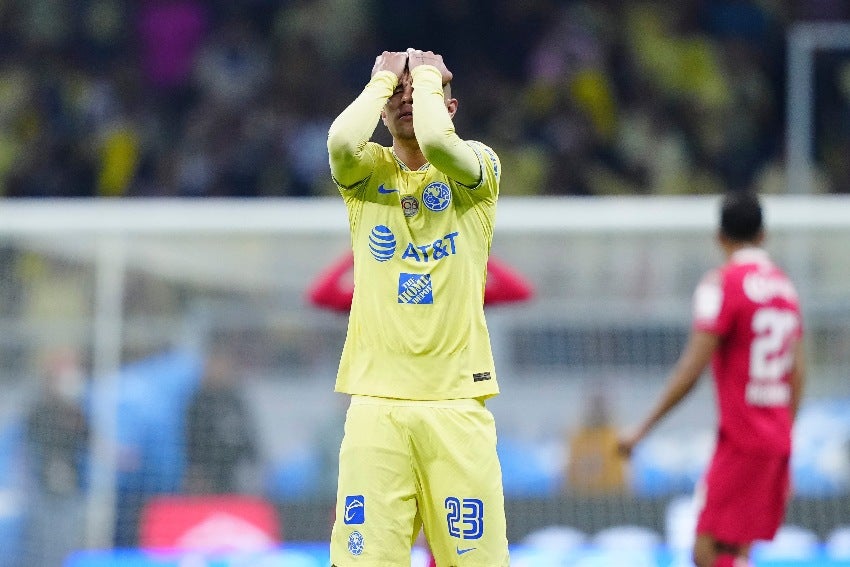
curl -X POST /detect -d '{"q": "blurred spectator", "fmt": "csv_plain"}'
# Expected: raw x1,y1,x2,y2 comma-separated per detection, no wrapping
23,346,90,567
193,17,269,110
564,390,626,495
0,0,848,197
184,344,259,494
137,0,208,93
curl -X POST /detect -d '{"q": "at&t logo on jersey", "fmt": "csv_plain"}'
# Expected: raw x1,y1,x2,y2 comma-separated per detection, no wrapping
422,182,451,212
401,232,458,263
368,228,460,264
369,225,396,262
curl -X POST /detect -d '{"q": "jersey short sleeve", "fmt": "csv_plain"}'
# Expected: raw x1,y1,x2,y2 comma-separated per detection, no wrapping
693,269,731,336
465,140,501,197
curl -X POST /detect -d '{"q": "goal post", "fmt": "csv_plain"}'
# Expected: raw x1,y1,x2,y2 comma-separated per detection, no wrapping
786,22,850,194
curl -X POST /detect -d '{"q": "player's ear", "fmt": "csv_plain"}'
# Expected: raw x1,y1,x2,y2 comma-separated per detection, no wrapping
446,98,458,119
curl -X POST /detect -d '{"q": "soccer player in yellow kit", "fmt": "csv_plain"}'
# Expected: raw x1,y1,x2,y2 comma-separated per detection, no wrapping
326,49,509,566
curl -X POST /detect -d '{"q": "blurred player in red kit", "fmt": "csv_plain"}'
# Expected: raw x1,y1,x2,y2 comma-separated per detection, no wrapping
618,191,806,567
308,252,534,313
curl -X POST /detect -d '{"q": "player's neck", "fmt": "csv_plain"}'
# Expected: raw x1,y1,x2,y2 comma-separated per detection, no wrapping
392,139,427,170
723,241,762,260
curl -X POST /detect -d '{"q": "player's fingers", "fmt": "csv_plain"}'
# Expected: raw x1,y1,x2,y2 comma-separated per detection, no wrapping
370,55,382,76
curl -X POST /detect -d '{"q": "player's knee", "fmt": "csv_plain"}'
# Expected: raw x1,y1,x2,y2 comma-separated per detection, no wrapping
692,538,714,567
692,549,711,567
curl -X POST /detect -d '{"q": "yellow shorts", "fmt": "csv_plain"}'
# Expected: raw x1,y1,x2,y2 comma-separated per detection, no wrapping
330,396,510,567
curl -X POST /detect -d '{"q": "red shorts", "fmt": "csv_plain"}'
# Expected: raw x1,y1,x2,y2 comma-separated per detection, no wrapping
695,440,790,545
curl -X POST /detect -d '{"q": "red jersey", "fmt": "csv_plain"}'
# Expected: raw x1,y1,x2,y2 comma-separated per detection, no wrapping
692,248,802,456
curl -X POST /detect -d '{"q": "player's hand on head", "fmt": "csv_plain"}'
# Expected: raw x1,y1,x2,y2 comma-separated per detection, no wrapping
371,51,408,79
406,48,453,84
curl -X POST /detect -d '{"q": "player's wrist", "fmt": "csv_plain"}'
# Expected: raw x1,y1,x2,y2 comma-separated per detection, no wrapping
410,64,442,84
367,70,399,96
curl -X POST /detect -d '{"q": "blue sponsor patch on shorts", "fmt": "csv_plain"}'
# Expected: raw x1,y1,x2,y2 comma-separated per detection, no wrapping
344,495,365,525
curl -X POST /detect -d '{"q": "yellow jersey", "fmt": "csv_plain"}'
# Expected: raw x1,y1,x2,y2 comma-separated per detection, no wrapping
327,67,501,400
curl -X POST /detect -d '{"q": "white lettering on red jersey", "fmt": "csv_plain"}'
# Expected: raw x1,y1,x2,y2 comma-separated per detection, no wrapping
692,247,802,456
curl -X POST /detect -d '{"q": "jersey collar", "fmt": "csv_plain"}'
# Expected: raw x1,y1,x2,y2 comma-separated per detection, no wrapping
731,246,770,265
391,149,431,172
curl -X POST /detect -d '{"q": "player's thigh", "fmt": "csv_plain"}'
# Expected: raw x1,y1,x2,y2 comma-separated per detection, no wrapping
414,403,509,566
331,403,419,566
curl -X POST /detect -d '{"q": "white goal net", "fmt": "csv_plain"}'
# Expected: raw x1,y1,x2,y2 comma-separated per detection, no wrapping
0,195,848,566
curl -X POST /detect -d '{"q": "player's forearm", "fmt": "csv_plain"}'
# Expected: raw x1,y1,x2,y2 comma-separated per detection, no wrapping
327,71,397,186
636,379,691,441
647,372,698,430
410,65,480,186
640,333,715,438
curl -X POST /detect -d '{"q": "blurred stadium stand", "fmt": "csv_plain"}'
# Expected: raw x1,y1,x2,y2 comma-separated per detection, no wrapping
0,1,848,198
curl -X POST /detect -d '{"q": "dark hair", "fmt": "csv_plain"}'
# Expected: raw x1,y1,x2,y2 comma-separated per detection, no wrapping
720,191,763,242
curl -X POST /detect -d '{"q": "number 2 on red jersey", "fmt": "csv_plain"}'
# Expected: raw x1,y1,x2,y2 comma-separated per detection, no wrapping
747,307,800,406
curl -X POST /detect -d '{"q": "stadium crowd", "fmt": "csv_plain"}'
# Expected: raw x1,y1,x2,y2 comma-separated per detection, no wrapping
0,0,848,198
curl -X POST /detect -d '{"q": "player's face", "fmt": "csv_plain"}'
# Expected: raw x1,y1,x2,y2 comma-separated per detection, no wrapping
382,72,458,143
383,72,415,141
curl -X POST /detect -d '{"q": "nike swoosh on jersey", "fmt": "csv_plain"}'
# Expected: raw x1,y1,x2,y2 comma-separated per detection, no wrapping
378,184,399,194
456,547,476,555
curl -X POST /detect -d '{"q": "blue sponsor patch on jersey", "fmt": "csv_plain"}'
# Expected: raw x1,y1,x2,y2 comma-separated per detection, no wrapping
422,182,451,212
398,273,433,304
344,495,365,525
